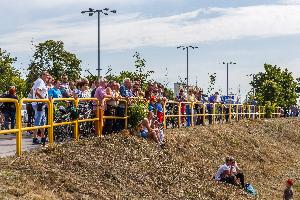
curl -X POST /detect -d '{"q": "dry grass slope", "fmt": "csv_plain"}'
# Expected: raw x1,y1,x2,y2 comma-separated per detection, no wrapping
0,118,299,200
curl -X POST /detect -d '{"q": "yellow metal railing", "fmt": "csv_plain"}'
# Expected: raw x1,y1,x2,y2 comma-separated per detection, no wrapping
0,97,277,157
18,98,52,156
163,102,267,128
0,98,20,156
100,98,129,135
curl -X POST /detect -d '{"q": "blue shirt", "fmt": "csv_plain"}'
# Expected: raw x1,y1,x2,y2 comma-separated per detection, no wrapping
156,103,163,112
120,85,133,97
207,95,217,109
48,88,62,98
148,103,155,112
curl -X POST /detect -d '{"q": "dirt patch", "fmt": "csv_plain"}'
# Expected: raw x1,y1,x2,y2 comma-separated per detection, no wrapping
0,118,299,199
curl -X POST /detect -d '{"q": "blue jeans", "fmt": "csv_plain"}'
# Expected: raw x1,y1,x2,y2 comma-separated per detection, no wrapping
34,109,46,126
186,105,191,127
4,110,16,130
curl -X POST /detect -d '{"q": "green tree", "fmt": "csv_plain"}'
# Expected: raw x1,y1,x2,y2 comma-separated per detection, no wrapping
104,52,154,87
296,77,300,94
0,48,26,98
26,40,82,92
207,72,216,95
250,64,298,110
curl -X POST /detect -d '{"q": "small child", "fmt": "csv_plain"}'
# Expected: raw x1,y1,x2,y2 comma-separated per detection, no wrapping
156,99,164,123
283,179,294,200
148,96,156,112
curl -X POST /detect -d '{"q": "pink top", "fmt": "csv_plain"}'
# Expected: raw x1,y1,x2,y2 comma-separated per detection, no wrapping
94,86,106,104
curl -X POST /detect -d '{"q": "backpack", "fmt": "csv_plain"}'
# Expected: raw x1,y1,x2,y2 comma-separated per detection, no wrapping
244,183,257,196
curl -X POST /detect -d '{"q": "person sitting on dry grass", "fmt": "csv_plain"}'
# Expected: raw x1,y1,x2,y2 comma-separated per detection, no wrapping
283,179,294,200
215,156,244,188
138,111,163,146
230,157,245,188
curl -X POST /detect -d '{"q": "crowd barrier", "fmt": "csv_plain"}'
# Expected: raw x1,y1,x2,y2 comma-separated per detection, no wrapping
0,97,280,156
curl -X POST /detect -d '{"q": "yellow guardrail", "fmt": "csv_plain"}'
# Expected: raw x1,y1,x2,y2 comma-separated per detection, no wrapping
77,98,100,137
163,101,180,129
51,98,77,141
163,102,267,128
18,98,52,156
100,97,129,135
0,97,280,157
0,99,20,156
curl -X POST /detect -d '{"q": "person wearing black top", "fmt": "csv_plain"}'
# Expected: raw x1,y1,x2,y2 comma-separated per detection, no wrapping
3,86,18,130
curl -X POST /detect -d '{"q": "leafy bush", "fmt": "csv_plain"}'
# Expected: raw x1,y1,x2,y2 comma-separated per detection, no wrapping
128,102,147,129
265,101,275,118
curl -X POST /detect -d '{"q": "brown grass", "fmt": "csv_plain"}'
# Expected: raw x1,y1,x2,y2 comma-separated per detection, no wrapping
0,118,299,199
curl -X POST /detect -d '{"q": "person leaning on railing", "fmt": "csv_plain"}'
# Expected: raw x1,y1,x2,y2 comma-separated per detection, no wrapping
2,86,18,130
207,92,219,124
31,71,49,145
176,88,187,126
186,88,196,127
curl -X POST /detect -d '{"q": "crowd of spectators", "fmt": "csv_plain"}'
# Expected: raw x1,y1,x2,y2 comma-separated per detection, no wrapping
1,70,298,145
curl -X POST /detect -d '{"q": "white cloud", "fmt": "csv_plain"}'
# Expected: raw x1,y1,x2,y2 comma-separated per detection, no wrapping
279,0,300,5
1,4,300,53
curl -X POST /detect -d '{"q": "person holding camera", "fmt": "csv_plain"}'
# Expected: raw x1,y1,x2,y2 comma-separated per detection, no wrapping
31,71,49,145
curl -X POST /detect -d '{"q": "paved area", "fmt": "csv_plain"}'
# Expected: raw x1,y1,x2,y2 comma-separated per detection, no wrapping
0,133,37,157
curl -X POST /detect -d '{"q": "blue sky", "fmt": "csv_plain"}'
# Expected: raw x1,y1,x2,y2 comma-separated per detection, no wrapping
1,0,300,99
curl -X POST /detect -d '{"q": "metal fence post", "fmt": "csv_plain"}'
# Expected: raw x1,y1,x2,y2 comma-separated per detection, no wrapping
74,98,79,140
16,100,22,157
48,99,54,145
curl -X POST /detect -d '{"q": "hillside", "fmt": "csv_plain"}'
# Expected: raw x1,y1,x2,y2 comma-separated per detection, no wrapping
0,118,299,199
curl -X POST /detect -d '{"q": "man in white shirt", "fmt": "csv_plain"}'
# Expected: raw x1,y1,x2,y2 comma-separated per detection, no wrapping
215,156,235,185
31,71,49,145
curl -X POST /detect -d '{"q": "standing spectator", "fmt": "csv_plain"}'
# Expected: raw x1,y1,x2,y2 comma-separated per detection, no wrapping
283,179,294,200
145,83,154,100
95,78,112,104
194,88,206,125
31,71,49,145
208,92,219,124
95,78,113,134
3,86,18,130
177,88,187,126
75,79,91,98
186,88,196,126
68,81,76,97
48,80,62,98
120,78,133,97
60,74,71,97
47,75,54,90
91,80,100,98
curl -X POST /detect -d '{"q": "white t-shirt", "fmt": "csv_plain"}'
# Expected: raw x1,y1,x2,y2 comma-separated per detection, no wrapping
32,78,48,106
215,164,230,181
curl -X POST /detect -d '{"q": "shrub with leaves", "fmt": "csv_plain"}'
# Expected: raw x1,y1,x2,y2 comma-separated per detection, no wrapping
265,101,275,118
128,102,147,129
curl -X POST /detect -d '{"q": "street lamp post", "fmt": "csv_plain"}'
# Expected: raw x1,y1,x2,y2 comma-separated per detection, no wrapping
177,45,198,93
81,8,116,80
222,61,236,96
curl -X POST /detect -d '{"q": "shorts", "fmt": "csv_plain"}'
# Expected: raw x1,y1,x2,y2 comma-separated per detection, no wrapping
34,109,46,126
157,111,164,123
140,130,148,139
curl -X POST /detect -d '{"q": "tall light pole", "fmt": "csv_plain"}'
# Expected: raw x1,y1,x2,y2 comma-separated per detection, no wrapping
177,45,198,93
81,8,117,80
222,61,236,96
